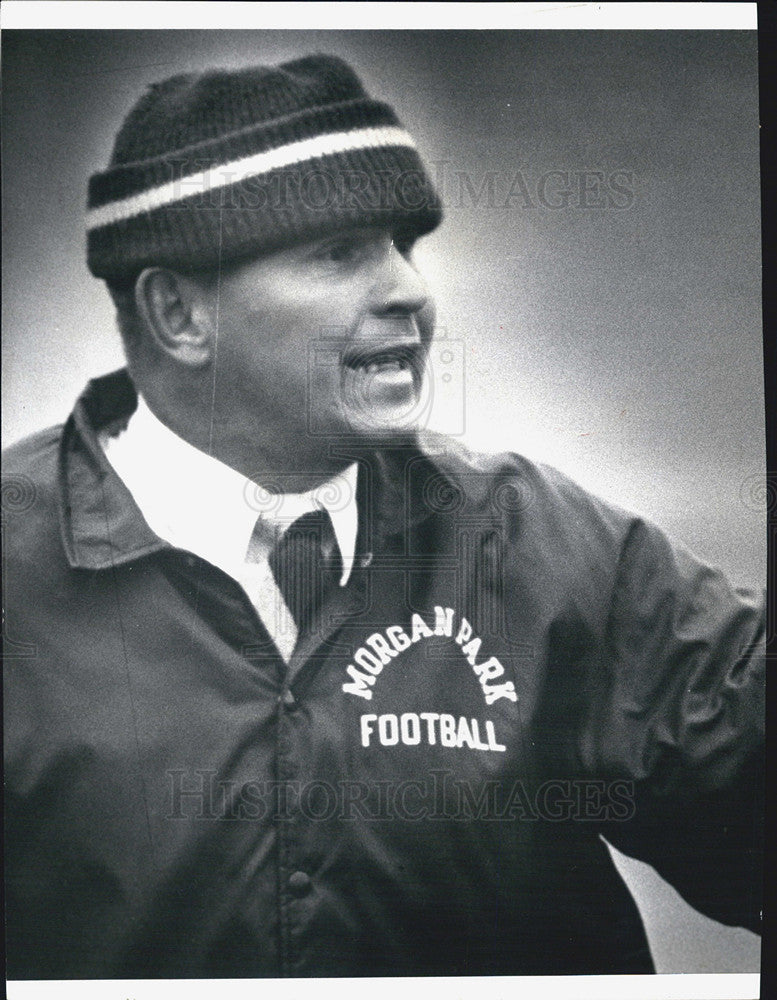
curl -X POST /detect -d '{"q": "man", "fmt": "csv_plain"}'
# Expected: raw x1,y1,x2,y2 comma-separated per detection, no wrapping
3,53,764,979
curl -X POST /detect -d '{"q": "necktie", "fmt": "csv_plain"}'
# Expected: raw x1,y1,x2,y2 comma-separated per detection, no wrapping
268,509,342,650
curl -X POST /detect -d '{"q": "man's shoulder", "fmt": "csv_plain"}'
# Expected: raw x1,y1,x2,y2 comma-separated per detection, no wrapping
3,424,64,503
2,425,65,553
413,430,644,583
3,424,63,474
416,429,631,523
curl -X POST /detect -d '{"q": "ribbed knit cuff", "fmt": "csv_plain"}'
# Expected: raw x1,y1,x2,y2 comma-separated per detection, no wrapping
87,98,441,281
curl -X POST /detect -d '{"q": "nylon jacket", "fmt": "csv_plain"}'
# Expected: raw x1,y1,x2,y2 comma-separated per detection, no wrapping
3,369,765,978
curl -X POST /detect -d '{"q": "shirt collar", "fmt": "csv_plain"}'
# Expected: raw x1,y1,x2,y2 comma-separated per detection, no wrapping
99,393,359,585
58,369,468,572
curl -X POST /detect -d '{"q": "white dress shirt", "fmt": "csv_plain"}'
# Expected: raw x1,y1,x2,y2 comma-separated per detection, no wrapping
99,394,359,660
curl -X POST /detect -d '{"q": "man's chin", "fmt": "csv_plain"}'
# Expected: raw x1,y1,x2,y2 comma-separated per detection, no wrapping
317,408,422,450
344,421,420,448
345,400,426,439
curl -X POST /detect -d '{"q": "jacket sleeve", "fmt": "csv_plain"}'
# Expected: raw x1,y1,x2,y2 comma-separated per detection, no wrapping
586,517,765,933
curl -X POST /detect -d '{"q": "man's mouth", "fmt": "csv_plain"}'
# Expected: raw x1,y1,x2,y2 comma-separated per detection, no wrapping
341,343,423,378
339,342,426,428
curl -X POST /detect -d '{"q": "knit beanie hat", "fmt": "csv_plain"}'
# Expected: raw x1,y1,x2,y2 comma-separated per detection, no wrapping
87,54,442,283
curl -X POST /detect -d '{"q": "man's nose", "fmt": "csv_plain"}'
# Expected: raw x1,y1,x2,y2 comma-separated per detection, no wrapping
369,243,429,317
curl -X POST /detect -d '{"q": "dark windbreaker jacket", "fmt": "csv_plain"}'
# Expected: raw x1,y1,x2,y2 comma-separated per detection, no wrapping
3,369,765,978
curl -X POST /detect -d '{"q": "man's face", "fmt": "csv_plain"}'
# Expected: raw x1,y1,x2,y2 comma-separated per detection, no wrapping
197,225,435,467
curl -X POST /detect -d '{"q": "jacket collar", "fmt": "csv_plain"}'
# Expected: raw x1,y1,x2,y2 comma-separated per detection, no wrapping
58,370,167,570
59,369,495,571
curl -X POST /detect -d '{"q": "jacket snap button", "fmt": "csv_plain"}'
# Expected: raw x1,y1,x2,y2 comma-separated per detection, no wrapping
288,870,312,897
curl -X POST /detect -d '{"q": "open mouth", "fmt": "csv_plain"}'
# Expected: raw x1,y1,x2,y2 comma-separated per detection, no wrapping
339,342,426,429
341,343,423,378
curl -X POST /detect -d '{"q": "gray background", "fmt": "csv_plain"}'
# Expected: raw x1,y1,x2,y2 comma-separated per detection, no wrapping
1,29,765,973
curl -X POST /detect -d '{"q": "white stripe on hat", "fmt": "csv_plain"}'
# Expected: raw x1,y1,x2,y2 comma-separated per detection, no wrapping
87,125,419,230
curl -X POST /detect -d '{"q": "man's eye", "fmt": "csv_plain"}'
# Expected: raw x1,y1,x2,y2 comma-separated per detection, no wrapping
313,238,366,264
324,240,359,263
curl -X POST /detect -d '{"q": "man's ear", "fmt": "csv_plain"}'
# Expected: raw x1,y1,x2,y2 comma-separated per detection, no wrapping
134,267,214,368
